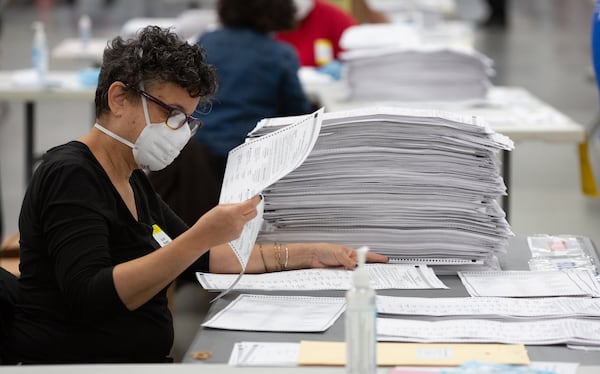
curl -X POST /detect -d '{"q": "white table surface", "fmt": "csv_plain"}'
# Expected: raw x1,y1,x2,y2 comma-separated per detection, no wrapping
303,80,585,144
0,70,96,183
0,363,598,374
120,17,176,37
0,70,95,101
51,38,107,63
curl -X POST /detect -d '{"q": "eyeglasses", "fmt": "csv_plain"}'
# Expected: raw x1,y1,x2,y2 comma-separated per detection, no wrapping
126,84,202,136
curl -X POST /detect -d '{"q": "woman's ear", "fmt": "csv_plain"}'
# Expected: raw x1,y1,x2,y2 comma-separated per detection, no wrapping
107,82,130,117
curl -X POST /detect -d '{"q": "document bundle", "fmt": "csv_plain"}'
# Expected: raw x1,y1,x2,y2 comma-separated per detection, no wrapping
377,317,600,346
340,45,494,102
249,107,514,272
197,264,447,291
458,269,600,298
202,294,345,332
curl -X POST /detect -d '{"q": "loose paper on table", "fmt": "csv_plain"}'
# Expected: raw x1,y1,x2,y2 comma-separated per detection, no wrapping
196,264,447,291
377,317,600,346
202,294,345,332
228,342,299,367
375,296,600,319
457,269,600,297
227,341,577,373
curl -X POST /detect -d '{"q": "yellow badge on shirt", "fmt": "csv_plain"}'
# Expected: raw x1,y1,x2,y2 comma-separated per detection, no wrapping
152,224,172,247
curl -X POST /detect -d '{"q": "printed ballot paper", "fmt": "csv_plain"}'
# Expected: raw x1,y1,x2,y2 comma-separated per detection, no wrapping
197,264,447,291
202,294,345,332
212,109,323,299
219,109,323,269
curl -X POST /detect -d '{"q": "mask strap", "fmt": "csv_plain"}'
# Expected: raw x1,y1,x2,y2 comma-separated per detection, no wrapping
94,123,135,149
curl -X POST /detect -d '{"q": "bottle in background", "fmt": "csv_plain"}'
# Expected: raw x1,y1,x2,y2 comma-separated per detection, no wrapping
345,246,377,374
78,15,92,49
31,21,48,85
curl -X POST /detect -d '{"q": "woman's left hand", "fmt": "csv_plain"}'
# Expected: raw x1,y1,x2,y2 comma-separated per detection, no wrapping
307,243,388,270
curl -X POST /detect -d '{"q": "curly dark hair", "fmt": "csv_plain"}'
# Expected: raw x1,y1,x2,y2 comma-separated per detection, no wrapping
218,0,297,33
95,26,217,118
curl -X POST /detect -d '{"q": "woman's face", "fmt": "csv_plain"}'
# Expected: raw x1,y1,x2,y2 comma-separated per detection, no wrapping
129,81,201,141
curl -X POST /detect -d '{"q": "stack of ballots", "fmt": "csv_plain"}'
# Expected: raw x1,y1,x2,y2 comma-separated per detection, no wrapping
248,107,514,273
338,22,494,103
341,46,493,102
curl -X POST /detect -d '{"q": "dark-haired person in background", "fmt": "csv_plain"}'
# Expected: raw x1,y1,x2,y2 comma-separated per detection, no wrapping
0,26,386,364
149,0,311,227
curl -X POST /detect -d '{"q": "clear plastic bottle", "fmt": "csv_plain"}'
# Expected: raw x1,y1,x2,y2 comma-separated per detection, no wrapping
31,21,48,85
345,246,377,374
78,15,92,49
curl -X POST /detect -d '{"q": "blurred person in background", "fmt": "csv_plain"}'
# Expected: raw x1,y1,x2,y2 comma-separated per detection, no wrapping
276,0,357,67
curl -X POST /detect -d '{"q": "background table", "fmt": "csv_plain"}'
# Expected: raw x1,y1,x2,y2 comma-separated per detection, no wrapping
51,38,107,64
0,71,95,184
307,84,585,143
1,363,599,374
183,236,600,367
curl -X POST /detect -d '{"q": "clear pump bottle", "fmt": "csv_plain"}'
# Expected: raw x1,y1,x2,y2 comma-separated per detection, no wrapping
31,21,48,85
345,246,377,374
78,15,92,48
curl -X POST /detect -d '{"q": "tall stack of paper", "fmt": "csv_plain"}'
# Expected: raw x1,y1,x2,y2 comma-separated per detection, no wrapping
339,22,474,52
249,107,513,272
368,0,457,25
341,45,493,102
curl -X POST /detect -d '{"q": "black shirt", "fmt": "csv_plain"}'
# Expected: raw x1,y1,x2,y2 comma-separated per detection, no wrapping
4,141,209,364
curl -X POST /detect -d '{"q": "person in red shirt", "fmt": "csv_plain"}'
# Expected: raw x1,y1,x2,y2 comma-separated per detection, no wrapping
276,0,357,67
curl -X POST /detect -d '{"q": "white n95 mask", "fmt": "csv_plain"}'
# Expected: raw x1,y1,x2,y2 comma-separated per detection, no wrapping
94,94,191,171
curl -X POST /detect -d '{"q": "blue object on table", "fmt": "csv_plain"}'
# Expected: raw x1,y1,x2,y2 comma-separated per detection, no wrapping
78,67,100,87
317,60,343,80
440,361,556,374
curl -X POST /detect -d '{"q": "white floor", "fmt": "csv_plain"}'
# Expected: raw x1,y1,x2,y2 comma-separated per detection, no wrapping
1,0,600,362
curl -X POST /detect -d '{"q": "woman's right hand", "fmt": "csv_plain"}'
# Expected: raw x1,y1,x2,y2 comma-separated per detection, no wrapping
190,195,261,248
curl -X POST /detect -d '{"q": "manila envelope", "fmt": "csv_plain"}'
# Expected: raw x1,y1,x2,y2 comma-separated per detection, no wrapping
297,341,530,366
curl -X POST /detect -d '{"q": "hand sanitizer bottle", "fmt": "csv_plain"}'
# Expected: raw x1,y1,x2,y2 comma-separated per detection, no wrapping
345,246,377,374
78,15,92,49
32,21,48,85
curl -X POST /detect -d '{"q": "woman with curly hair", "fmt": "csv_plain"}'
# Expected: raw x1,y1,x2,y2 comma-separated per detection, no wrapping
0,26,386,364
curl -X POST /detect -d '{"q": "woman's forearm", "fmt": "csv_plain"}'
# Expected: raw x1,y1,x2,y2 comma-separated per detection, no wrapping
112,228,210,311
209,242,324,274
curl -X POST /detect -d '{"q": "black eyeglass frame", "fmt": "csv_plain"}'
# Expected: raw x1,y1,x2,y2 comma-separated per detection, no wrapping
125,83,202,135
